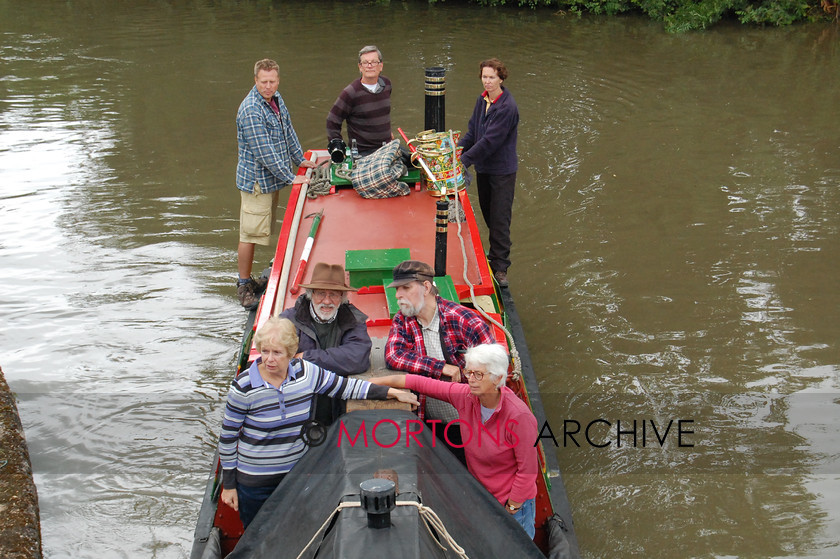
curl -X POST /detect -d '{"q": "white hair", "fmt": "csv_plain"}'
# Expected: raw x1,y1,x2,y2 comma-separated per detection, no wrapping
464,344,509,389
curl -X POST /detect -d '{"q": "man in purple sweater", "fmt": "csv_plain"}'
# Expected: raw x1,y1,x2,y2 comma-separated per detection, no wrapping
459,58,520,288
326,45,394,157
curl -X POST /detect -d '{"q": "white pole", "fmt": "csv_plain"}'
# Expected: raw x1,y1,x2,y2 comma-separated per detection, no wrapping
265,154,317,323
273,181,308,318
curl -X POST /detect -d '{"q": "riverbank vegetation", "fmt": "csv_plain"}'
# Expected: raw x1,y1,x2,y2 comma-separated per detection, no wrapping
431,0,839,32
0,368,42,559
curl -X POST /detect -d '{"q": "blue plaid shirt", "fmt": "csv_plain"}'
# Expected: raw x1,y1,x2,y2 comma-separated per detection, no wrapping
236,85,306,194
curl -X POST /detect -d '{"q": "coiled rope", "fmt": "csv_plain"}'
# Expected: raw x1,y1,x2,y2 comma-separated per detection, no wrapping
295,500,469,559
306,160,336,198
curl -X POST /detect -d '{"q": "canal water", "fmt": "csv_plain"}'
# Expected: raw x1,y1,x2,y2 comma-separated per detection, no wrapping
1,1,838,557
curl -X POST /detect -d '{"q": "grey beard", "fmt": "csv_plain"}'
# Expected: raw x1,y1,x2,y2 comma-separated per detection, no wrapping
398,297,424,318
310,301,338,323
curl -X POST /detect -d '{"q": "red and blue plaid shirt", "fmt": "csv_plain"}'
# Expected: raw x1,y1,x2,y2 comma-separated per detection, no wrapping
385,296,495,419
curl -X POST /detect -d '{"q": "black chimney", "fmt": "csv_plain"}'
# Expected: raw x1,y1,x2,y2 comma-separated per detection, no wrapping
434,197,448,277
424,67,445,133
360,478,396,529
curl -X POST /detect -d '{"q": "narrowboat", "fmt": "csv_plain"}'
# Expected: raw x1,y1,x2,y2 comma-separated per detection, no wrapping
191,77,579,556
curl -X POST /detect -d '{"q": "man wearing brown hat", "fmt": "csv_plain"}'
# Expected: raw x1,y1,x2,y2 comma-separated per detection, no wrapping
384,260,495,423
280,262,372,425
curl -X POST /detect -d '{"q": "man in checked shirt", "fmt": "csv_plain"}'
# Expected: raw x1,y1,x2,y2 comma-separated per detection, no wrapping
235,58,316,309
384,260,495,460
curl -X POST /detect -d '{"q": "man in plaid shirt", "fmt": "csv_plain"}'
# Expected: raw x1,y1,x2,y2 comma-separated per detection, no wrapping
384,260,495,422
235,58,316,308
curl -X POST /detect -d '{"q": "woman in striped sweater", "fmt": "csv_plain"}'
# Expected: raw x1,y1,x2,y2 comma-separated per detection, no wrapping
218,317,417,528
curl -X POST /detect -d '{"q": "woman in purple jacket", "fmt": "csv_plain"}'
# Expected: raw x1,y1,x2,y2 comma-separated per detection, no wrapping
458,58,519,288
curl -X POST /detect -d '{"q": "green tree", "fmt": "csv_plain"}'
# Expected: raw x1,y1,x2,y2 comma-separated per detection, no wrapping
429,0,838,32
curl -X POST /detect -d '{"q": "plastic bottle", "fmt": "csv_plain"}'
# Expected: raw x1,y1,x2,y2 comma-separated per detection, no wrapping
343,147,351,172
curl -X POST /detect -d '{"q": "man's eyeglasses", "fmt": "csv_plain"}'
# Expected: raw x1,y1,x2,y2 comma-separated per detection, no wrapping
463,369,486,381
360,60,381,67
312,290,342,302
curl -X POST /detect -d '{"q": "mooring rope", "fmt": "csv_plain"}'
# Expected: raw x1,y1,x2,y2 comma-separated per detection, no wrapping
295,500,469,559
306,160,335,199
439,129,522,381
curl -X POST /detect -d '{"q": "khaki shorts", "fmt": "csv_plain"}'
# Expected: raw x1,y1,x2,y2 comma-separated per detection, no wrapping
240,183,281,245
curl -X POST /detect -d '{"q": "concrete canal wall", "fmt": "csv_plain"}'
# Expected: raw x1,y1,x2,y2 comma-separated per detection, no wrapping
0,367,42,559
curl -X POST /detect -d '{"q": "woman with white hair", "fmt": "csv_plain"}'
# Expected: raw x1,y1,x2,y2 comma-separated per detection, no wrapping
219,317,418,529
370,343,538,537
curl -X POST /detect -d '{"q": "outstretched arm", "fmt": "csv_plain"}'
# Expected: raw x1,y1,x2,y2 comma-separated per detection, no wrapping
386,387,418,407
369,374,407,389
369,376,418,408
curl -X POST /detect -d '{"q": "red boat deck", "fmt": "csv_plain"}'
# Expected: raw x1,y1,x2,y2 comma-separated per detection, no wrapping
253,150,496,349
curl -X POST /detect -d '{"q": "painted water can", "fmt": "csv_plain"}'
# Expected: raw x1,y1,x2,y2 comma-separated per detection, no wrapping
409,130,467,196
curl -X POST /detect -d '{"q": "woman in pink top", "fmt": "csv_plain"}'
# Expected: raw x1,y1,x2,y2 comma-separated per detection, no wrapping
370,343,538,537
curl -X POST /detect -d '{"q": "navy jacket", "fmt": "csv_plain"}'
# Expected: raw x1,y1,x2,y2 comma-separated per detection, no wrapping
459,87,519,175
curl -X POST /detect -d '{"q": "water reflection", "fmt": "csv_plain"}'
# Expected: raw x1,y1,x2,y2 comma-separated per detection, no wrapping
1,1,839,558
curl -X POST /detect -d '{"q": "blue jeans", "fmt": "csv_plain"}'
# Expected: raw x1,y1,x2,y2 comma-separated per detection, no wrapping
237,483,278,529
513,498,536,538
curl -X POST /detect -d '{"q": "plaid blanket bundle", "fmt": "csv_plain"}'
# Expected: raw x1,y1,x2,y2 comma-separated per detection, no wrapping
350,140,409,199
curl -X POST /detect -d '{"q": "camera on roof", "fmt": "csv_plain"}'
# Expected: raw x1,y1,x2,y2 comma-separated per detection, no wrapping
327,138,347,164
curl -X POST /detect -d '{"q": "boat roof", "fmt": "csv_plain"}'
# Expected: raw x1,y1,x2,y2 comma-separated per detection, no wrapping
226,410,545,559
